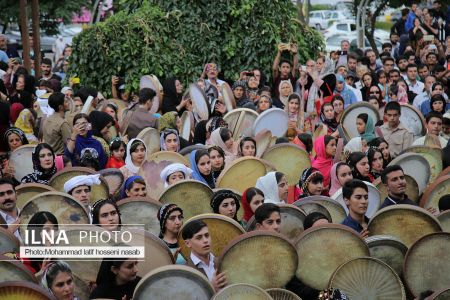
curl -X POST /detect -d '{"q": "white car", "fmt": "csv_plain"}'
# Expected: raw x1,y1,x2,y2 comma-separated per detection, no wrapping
328,10,353,25
325,35,382,53
323,20,390,42
308,10,332,30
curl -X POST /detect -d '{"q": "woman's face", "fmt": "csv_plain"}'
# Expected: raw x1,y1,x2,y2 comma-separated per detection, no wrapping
131,144,146,165
126,182,147,197
258,97,271,111
39,148,54,170
288,99,299,114
356,156,370,177
100,122,112,139
105,107,116,120
168,171,185,185
241,141,256,157
218,198,237,219
369,87,381,99
113,260,139,284
175,80,183,94
233,86,244,99
7,133,22,151
368,99,380,110
432,100,444,112
337,165,353,186
98,203,120,231
356,118,366,134
332,100,344,114
16,76,25,91
325,138,337,157
277,175,289,201
363,74,372,87
371,151,384,173
164,133,179,152
197,154,211,176
165,210,183,235
224,135,234,150
378,73,387,84
378,142,390,160
113,145,125,161
209,149,224,171
50,271,74,300
249,194,264,213
323,105,335,120
74,117,89,136
280,83,292,97
307,179,324,196
248,76,258,89
316,58,324,72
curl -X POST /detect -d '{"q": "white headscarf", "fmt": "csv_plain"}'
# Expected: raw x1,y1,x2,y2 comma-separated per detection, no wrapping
255,171,282,204
160,163,193,187
64,174,101,193
344,137,363,154
124,138,147,175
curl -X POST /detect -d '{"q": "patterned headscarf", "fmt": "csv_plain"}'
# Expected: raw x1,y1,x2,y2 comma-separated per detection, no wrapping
157,203,183,237
160,129,180,152
300,167,322,195
210,189,240,220
21,143,57,184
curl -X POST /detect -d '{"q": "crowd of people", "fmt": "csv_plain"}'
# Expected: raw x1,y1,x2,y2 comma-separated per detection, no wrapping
0,1,449,300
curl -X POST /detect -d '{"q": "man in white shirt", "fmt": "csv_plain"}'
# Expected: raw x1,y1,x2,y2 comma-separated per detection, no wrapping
0,179,21,241
405,64,424,95
183,220,227,291
412,112,448,148
412,75,436,109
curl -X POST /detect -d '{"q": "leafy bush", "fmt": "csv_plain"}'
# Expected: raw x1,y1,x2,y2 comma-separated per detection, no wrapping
69,0,324,96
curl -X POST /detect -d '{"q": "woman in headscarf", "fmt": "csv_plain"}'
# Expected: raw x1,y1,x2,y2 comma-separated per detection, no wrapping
367,147,384,180
311,135,336,188
65,113,107,169
208,146,225,181
209,127,238,164
189,149,215,189
274,80,293,109
329,162,353,197
119,138,147,180
241,187,265,225
40,261,79,300
162,77,185,115
211,189,241,222
10,74,35,109
360,72,376,101
285,93,304,135
157,204,186,264
4,127,29,152
15,108,38,143
306,56,336,114
92,199,122,232
193,120,208,145
257,94,272,113
160,129,180,152
160,163,192,188
21,143,57,184
298,167,327,198
255,171,288,204
356,113,376,144
319,102,339,136
232,80,253,109
369,137,392,168
89,110,115,156
118,175,147,199
334,74,357,108
347,151,372,182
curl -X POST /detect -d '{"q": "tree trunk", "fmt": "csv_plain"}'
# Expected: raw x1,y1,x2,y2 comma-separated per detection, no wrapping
296,0,304,24
19,0,31,73
303,0,310,25
365,0,389,57
31,0,41,78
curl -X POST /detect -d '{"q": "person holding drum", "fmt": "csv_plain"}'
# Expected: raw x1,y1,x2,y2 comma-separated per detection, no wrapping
319,102,340,137
208,146,225,182
312,135,336,188
329,162,353,197
340,179,370,238
210,189,241,223
119,138,146,180
157,203,186,264
412,112,448,148
241,187,265,226
369,137,392,167
255,171,289,204
92,199,122,232
63,174,102,222
1,127,29,180
355,113,377,144
118,175,147,199
21,143,57,185
303,212,330,230
256,94,272,113
41,261,80,300
182,220,227,291
159,163,192,188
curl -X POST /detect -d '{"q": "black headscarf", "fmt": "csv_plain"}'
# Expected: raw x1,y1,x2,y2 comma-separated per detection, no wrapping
89,111,114,139
162,77,182,114
347,151,371,182
21,143,57,184
193,120,208,145
320,104,339,133
4,127,29,151
210,189,240,221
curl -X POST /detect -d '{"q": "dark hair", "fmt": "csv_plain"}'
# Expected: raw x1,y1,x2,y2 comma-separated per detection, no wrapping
0,178,14,188
181,219,207,240
138,88,156,104
331,95,345,107
239,137,257,156
96,256,133,286
41,57,52,66
382,42,392,49
367,147,383,169
342,179,368,200
48,92,65,111
288,93,300,103
244,187,264,204
406,63,417,72
280,59,292,67
324,135,335,147
382,57,395,65
357,113,368,124
91,199,122,228
73,113,90,126
130,139,146,153
254,203,280,224
298,133,313,153
126,177,146,192
195,149,210,164
426,52,438,60
76,87,97,104
44,261,73,289
384,101,401,114
438,195,450,212
303,212,330,230
426,111,443,123
27,211,58,244
418,64,428,71
381,165,403,184
79,149,100,171
275,172,284,183
110,139,127,154
257,86,271,96
219,127,232,143
275,137,290,144
347,152,369,181
208,145,225,159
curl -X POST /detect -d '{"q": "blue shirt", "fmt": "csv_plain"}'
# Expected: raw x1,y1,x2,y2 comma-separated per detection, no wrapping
380,195,418,209
0,50,8,63
341,215,369,234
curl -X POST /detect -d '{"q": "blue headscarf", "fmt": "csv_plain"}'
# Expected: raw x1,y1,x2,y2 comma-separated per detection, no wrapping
189,150,215,189
119,175,144,199
335,74,357,108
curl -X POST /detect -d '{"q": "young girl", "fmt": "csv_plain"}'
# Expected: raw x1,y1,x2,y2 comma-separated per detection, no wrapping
377,70,389,102
329,162,353,197
255,171,289,204
347,151,372,182
189,149,215,189
299,167,327,198
356,113,376,144
211,189,241,222
106,138,126,169
241,187,265,225
208,146,225,182
367,147,384,180
157,204,185,264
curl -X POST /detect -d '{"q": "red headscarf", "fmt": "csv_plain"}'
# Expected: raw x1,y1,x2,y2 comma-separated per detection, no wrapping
312,135,333,188
241,188,254,222
10,103,24,124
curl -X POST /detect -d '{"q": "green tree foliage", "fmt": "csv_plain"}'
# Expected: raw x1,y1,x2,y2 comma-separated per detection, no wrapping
69,0,323,96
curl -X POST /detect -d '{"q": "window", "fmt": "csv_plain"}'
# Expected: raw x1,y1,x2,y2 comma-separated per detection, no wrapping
350,24,356,31
337,24,348,31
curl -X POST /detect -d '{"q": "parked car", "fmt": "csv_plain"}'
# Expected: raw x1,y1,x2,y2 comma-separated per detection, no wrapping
308,10,332,30
328,10,353,24
0,26,56,53
325,34,382,53
323,20,390,42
